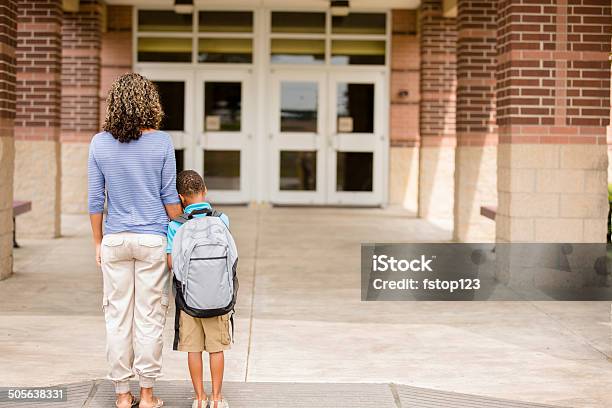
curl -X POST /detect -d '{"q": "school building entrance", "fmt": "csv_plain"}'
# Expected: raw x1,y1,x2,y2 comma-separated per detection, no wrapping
135,6,393,206
2,0,611,281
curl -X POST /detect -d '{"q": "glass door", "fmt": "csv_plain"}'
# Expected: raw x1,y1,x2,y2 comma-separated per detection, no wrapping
195,70,252,204
138,69,195,174
327,71,384,205
269,70,327,204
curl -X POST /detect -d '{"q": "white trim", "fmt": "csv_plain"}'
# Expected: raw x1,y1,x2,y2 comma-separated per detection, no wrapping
109,0,420,9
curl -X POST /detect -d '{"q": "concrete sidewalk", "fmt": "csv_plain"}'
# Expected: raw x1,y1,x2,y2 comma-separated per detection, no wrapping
0,207,611,408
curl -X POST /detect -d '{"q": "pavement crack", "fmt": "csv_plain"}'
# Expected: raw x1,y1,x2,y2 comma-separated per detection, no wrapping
528,301,612,361
81,379,99,408
389,383,402,408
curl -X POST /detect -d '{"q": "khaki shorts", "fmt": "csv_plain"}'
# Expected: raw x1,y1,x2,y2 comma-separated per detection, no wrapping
177,311,232,353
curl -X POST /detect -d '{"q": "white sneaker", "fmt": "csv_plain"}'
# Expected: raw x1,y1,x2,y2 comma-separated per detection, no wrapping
209,399,229,408
191,399,208,408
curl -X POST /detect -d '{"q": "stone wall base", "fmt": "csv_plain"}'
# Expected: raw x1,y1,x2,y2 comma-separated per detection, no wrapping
61,142,89,214
0,136,14,280
497,143,608,243
14,140,61,238
453,145,496,242
389,146,419,212
418,145,455,220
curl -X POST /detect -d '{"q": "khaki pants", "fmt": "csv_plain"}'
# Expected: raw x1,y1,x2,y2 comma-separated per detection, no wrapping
101,232,170,393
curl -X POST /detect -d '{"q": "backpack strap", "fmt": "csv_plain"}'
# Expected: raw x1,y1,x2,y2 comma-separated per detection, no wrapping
171,213,190,225
231,310,235,343
172,208,223,224
172,299,181,351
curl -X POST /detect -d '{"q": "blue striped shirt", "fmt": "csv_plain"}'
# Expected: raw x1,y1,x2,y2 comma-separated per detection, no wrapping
87,130,180,236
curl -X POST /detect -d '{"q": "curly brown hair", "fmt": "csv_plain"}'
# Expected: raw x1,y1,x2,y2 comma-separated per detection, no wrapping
103,73,163,143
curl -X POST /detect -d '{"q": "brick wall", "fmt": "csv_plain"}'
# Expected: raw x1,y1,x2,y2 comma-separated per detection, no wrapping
453,0,497,242
389,9,420,210
60,0,103,214
0,0,17,280
418,0,457,220
495,0,612,243
0,1,16,122
496,0,611,144
61,0,102,143
456,0,497,146
419,0,457,148
15,0,62,142
390,9,419,147
14,0,62,237
100,5,132,126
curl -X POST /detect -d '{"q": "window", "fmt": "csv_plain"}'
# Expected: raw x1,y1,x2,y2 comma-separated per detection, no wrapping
280,151,317,191
198,38,253,63
154,81,185,130
137,38,191,62
271,39,325,65
204,150,241,190
138,10,192,32
336,152,373,192
271,12,325,34
270,11,387,66
331,40,386,65
199,11,253,32
332,13,386,35
336,83,374,133
280,82,318,133
136,9,254,64
204,82,242,131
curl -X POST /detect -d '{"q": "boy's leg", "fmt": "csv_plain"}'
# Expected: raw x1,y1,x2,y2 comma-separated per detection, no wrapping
178,312,207,405
209,351,225,403
202,313,231,407
188,352,206,403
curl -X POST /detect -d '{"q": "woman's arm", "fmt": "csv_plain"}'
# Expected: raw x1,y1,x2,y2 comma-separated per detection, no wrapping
88,139,105,267
165,203,182,220
160,137,181,220
90,213,103,266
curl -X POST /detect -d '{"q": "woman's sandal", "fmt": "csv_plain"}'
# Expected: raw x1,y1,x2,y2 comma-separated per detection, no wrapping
191,398,208,408
115,393,139,408
138,396,164,408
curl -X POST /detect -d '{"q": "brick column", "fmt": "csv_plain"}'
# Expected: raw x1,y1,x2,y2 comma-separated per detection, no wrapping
453,0,498,242
389,9,420,212
608,36,612,185
61,0,102,214
418,0,457,220
496,0,611,242
0,0,17,280
14,0,62,238
100,5,132,125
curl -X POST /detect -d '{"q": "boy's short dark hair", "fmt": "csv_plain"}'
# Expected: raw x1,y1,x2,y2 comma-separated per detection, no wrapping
177,170,206,196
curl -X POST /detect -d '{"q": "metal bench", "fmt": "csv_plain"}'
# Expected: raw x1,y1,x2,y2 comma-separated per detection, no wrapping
480,205,497,221
12,200,32,248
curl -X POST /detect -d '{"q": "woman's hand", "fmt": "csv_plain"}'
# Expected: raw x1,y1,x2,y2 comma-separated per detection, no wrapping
95,244,102,267
165,203,183,220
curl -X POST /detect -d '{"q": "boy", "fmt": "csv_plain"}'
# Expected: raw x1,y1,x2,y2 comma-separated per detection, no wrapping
167,170,231,408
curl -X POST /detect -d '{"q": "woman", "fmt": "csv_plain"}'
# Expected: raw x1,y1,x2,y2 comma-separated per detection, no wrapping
88,73,182,408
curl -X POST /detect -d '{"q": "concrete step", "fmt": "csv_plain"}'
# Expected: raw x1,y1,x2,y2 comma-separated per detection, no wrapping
0,380,562,408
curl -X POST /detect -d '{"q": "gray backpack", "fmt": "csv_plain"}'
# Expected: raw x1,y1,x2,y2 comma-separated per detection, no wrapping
171,208,238,349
